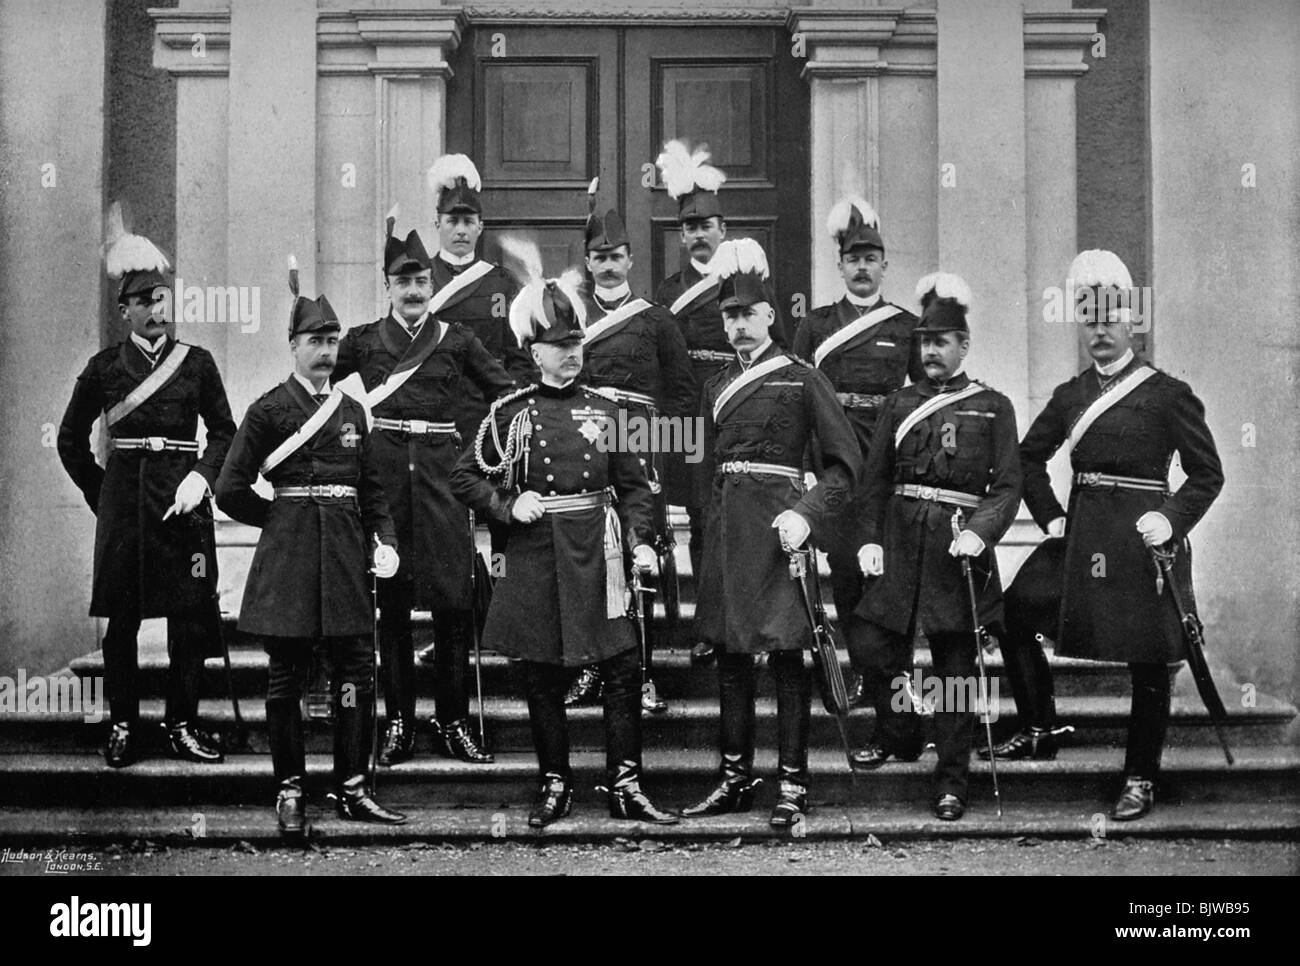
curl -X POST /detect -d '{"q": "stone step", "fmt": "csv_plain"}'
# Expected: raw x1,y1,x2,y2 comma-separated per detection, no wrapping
1,693,1290,755
66,637,1190,702
1,800,1295,845
1,747,1295,809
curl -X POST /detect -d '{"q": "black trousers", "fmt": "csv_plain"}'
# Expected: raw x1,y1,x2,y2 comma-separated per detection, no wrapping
847,618,977,801
377,577,470,724
716,648,812,785
519,648,642,780
999,539,1063,730
102,607,215,727
265,635,373,785
1003,540,1171,779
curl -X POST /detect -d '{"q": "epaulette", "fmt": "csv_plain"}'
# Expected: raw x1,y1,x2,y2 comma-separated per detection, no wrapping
581,385,619,403
489,384,537,413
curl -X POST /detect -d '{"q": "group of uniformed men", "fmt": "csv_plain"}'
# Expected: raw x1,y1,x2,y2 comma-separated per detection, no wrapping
58,140,1223,837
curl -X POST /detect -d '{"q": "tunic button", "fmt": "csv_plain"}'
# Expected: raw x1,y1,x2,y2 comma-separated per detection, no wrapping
580,488,588,494
534,423,542,430
531,409,539,416
549,490,557,495
582,471,590,478
543,457,552,465
547,474,555,482
583,453,591,461
527,399,535,405
538,440,547,447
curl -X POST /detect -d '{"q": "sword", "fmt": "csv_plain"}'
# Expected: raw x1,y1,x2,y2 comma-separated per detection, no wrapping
370,534,382,792
468,510,488,750
787,547,856,775
952,510,1003,819
1150,544,1234,766
213,597,248,752
629,567,655,692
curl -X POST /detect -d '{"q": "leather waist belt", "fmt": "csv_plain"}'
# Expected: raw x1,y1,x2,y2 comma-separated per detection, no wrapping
719,460,802,481
537,491,609,514
836,392,886,410
689,349,734,364
374,418,458,436
1074,472,1167,492
893,483,981,509
111,437,199,453
274,485,358,499
596,386,657,410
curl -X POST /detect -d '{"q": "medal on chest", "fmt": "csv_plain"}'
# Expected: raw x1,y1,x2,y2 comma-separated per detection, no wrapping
571,406,610,445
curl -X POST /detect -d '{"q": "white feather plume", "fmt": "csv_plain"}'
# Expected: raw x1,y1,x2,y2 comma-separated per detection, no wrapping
103,200,171,279
826,195,878,240
1067,249,1132,291
555,268,588,330
915,272,972,308
496,233,544,287
708,238,769,281
427,153,482,194
655,139,727,200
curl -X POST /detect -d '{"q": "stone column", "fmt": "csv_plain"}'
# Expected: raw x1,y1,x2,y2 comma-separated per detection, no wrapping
0,0,108,674
785,6,908,307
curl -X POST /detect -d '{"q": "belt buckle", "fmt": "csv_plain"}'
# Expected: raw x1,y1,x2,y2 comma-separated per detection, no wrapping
406,419,428,435
1081,472,1101,487
146,436,165,452
918,485,937,501
329,484,348,498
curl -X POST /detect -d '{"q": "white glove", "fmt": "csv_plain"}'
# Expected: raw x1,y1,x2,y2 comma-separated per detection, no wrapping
772,509,811,551
372,543,400,579
511,491,545,524
632,544,658,575
803,471,818,491
948,528,986,558
1136,511,1172,547
858,544,884,576
163,471,210,520
1047,516,1067,539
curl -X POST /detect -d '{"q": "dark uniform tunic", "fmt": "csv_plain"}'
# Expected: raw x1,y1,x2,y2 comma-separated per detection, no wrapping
855,372,1022,635
215,377,396,638
792,295,923,618
696,343,861,654
655,264,789,507
334,316,513,611
578,291,696,420
430,257,532,439
450,382,656,666
1019,356,1223,663
58,338,236,618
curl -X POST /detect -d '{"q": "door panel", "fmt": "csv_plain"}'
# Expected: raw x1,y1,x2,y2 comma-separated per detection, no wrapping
447,24,808,308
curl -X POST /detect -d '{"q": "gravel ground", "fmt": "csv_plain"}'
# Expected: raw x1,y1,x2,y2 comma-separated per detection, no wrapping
5,837,1294,876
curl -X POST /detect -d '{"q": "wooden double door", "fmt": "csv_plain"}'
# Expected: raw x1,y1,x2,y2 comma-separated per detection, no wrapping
446,23,810,310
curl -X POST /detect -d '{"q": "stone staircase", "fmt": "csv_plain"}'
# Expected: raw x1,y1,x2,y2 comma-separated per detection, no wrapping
1,516,1296,844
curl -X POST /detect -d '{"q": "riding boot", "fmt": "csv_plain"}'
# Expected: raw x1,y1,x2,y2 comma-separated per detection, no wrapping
682,651,760,816
267,696,306,782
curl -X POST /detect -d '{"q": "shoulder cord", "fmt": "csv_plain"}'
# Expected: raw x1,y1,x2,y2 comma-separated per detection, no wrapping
474,384,536,488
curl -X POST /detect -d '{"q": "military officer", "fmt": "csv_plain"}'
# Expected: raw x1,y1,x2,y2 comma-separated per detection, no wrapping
58,206,233,768
682,239,861,827
449,268,678,828
849,274,1022,821
564,182,696,711
979,250,1223,821
215,271,406,838
652,141,789,665
424,154,533,439
792,196,924,705
333,224,513,767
